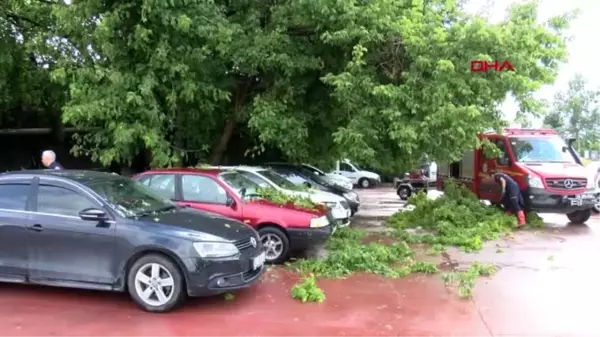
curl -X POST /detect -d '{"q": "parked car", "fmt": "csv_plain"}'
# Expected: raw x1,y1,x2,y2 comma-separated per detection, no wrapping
301,163,354,190
217,166,352,227
332,159,381,188
135,168,334,264
0,170,264,313
263,163,360,215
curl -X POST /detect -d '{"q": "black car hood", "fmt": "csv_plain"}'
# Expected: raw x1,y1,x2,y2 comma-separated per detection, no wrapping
141,207,254,242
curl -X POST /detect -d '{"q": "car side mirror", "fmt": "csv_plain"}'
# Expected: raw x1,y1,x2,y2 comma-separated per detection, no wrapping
79,208,108,221
225,195,235,207
303,181,312,188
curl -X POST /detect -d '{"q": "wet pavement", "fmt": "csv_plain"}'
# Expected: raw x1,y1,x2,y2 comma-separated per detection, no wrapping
1,187,600,336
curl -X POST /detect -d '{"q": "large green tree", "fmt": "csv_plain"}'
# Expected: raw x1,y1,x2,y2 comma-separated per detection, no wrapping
543,73,600,152
0,0,66,130
4,0,574,172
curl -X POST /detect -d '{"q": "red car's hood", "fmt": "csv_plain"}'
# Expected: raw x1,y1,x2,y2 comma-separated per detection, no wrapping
518,162,589,179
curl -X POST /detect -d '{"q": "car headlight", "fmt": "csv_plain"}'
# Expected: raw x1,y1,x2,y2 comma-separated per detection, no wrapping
527,175,544,189
192,241,239,258
309,215,329,228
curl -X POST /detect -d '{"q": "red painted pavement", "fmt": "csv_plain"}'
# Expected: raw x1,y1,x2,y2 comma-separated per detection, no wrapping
2,216,600,335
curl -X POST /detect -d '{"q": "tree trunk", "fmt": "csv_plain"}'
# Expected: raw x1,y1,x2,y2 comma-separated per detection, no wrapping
210,117,238,165
209,80,250,165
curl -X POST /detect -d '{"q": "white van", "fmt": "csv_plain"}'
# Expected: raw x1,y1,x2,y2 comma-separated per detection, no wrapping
331,159,381,188
215,166,352,227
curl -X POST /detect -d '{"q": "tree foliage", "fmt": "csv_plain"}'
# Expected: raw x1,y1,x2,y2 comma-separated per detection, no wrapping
1,0,574,172
543,73,600,152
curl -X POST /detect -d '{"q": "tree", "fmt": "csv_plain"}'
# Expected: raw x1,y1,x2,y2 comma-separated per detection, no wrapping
0,0,66,130
3,0,574,173
543,73,600,152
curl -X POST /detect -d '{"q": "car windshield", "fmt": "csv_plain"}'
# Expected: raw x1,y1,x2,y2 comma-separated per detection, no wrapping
258,169,297,189
297,167,329,186
509,136,577,164
218,171,261,198
304,164,325,176
348,162,362,170
86,177,175,217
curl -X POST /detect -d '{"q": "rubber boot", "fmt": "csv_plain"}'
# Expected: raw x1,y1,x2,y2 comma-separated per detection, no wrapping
516,210,526,227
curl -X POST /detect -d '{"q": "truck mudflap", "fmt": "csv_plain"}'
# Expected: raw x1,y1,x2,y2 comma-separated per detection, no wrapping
523,187,599,214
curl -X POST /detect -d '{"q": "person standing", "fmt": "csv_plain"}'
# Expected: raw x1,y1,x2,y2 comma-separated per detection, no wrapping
492,171,526,227
41,150,64,170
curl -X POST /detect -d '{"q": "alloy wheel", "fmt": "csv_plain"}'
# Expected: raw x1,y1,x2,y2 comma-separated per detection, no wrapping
261,233,284,261
134,263,175,307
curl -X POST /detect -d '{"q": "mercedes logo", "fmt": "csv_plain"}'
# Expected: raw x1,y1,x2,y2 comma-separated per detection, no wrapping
564,179,574,189
250,237,257,248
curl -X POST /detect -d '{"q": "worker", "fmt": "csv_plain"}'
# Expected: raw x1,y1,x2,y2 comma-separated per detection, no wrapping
41,150,64,170
492,171,526,227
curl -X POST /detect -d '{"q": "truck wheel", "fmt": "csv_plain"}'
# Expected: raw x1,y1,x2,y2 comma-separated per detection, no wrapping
592,193,600,213
397,186,411,201
567,209,592,225
359,178,370,188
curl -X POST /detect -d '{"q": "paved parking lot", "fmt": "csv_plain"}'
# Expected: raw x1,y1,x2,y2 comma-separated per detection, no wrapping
2,187,600,336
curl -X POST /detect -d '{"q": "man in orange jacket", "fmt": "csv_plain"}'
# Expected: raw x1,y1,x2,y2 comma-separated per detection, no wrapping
493,171,526,227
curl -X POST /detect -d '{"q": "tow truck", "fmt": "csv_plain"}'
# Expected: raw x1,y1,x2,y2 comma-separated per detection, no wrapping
436,128,599,224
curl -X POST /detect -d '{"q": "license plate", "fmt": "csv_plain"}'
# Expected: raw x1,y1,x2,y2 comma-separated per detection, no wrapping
252,252,265,270
570,199,583,206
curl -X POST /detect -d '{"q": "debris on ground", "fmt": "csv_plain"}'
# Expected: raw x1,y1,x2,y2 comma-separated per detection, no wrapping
288,181,546,301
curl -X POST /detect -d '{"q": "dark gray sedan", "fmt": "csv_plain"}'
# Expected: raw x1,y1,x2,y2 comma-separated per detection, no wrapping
0,170,265,312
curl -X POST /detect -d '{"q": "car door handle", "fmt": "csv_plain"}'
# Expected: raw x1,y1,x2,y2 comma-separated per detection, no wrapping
28,224,43,232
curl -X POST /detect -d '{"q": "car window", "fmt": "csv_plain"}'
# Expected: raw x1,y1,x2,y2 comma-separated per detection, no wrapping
37,185,98,217
87,178,175,217
146,174,176,199
181,175,227,204
271,169,307,185
0,184,30,211
239,171,271,187
137,175,151,187
340,163,354,172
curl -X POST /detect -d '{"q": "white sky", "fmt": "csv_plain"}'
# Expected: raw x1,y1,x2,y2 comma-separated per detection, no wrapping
464,0,600,125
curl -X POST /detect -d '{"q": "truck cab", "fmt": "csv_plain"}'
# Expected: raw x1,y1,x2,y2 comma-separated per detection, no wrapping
437,128,599,224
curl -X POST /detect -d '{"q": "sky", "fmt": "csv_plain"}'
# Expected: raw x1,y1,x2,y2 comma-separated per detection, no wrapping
464,0,600,125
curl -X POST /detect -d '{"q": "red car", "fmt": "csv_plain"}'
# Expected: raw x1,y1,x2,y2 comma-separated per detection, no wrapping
134,168,333,264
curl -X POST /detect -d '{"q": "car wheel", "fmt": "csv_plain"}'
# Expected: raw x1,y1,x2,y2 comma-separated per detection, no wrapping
567,209,592,225
359,178,370,188
397,186,411,201
127,254,186,313
593,201,600,214
258,227,290,264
